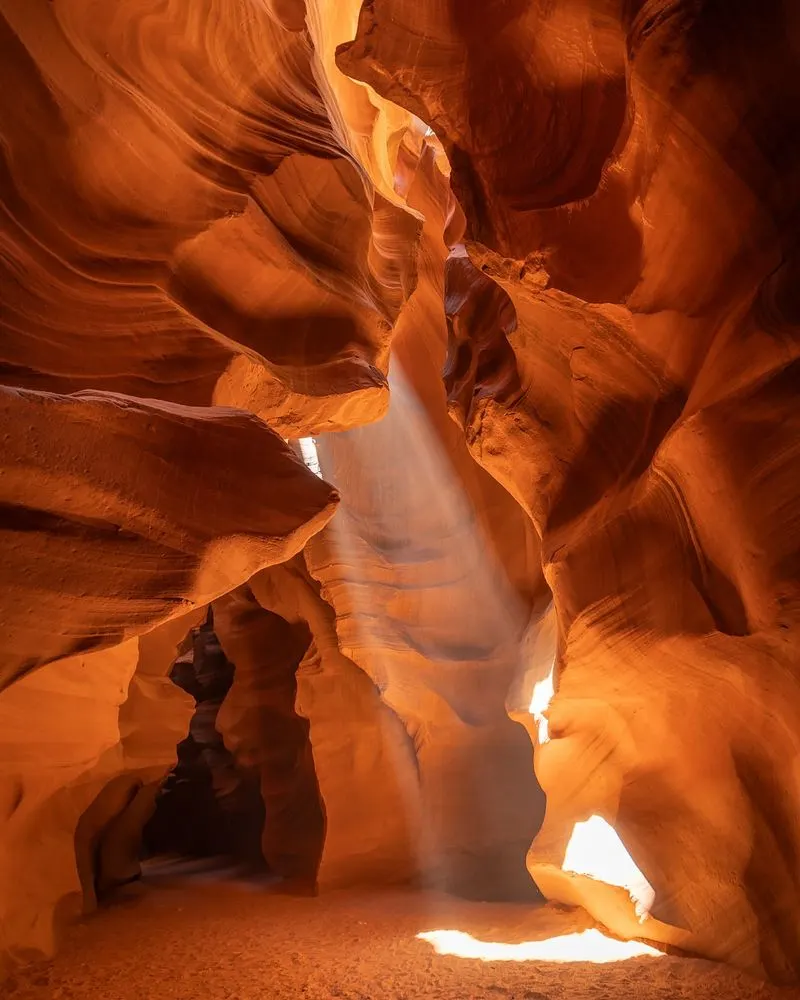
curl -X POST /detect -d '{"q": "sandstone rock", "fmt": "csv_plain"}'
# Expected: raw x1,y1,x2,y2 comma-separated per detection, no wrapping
1,0,798,988
340,0,800,982
0,386,337,689
0,0,423,435
214,586,325,884
144,616,267,867
0,610,202,970
248,558,422,889
301,149,548,896
95,609,208,892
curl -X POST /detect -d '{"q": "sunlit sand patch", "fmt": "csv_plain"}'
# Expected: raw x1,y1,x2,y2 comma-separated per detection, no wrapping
417,928,663,963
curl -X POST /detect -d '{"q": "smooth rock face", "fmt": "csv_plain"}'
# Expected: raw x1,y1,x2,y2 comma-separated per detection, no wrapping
0,0,401,971
1,0,799,989
0,386,338,690
0,610,202,965
248,557,423,889
0,383,336,972
0,0,424,435
144,617,267,866
214,585,325,883
341,0,800,984
295,140,547,898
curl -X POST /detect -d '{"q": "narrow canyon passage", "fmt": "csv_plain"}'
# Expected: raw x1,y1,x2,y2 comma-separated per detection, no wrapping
2,0,800,997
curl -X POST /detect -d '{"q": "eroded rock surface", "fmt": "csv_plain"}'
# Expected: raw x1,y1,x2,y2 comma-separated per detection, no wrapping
214,585,325,884
0,386,338,690
303,151,548,897
0,0,410,970
246,556,423,889
341,0,800,983
144,616,267,867
0,610,204,966
1,0,799,988
0,0,424,435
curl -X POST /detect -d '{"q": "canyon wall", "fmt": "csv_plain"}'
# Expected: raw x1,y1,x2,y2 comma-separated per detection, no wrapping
340,0,800,983
214,585,326,884
1,0,799,987
0,611,205,964
0,0,369,969
143,617,268,866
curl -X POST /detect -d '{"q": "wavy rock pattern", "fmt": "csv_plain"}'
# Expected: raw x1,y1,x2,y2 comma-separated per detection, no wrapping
246,556,423,889
144,618,269,866
1,0,799,989
0,386,338,690
214,583,325,884
0,611,203,968
0,0,421,972
0,0,423,434
341,0,800,983
301,153,548,899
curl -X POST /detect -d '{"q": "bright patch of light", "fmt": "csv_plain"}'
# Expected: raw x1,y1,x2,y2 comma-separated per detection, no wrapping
528,657,555,744
417,929,662,963
299,437,321,478
563,816,656,922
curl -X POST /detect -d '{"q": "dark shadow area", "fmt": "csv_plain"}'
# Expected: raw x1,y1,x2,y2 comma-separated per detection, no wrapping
142,612,268,873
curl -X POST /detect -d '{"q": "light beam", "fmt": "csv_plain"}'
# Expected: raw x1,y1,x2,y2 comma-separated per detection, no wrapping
298,437,322,478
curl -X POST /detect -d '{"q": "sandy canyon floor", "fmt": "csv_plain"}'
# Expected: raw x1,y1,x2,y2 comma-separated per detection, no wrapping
5,864,799,1000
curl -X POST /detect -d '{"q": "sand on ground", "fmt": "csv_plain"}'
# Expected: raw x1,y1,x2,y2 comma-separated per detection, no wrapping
5,861,799,1000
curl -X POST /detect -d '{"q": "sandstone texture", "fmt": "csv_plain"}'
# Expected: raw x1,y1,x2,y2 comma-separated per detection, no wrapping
0,611,203,964
1,0,799,990
340,0,800,982
144,617,267,866
7,883,797,1000
0,387,338,689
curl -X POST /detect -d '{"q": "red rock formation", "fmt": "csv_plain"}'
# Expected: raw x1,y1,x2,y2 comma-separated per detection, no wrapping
0,382,337,971
0,610,204,966
143,617,267,866
214,586,325,884
299,150,548,899
341,0,800,983
0,0,410,970
247,557,423,889
0,386,338,690
2,0,799,988
94,610,207,894
0,0,421,435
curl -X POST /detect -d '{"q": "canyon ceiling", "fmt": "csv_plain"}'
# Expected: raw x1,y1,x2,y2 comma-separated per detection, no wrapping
1,0,799,988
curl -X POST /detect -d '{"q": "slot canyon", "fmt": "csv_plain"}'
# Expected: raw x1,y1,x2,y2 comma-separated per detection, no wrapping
1,0,799,998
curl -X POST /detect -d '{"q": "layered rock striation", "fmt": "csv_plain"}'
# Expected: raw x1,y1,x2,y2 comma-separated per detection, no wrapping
1,0,799,988
341,0,800,983
0,0,407,969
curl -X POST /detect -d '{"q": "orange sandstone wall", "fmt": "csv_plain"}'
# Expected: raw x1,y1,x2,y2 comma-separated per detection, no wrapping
1,0,799,986
341,0,800,982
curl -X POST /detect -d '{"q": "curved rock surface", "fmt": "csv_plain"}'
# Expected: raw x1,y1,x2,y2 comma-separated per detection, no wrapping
0,386,338,690
302,151,548,899
248,555,425,889
144,616,268,867
214,584,325,884
0,610,203,968
0,0,424,435
1,0,799,990
0,383,336,971
341,0,800,983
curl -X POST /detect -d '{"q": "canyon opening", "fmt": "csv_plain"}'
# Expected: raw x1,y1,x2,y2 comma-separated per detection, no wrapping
1,2,799,999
